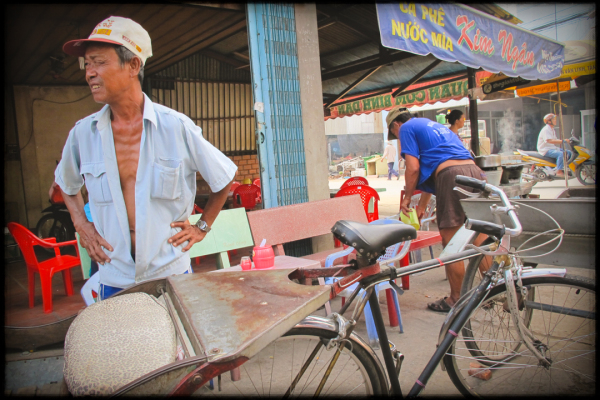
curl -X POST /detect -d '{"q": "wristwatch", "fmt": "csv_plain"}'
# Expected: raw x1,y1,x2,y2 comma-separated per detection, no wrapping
195,219,211,233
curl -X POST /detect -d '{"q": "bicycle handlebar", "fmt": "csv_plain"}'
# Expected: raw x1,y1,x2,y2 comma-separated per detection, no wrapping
455,175,522,237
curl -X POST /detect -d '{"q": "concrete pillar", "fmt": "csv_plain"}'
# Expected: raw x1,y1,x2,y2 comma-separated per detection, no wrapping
294,4,333,253
295,4,329,202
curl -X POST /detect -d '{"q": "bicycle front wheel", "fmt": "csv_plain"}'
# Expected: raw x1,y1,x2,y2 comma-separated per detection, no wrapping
445,274,595,397
194,327,388,397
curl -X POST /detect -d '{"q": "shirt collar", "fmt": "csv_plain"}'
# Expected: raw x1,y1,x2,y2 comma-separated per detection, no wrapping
91,93,158,132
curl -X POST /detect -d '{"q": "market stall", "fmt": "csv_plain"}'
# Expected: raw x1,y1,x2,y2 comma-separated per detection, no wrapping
331,2,566,196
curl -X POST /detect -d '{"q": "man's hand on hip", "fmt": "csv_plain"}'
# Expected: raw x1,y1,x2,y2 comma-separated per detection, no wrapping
169,220,207,252
78,221,113,265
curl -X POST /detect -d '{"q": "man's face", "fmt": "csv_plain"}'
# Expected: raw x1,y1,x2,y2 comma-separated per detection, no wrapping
84,44,136,104
388,121,402,141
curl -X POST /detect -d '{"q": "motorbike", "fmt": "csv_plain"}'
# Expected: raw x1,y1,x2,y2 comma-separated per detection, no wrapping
36,187,76,249
515,135,596,185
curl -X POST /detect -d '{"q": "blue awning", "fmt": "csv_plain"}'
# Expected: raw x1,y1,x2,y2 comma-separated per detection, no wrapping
376,3,565,81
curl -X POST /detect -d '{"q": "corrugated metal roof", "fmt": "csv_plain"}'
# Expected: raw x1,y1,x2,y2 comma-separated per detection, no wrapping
5,4,246,86
5,3,522,103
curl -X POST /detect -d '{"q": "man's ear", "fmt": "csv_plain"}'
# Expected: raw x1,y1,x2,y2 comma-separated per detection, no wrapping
129,57,142,78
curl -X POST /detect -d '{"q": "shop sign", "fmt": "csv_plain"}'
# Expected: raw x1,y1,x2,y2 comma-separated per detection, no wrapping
516,81,570,97
559,60,595,79
331,78,468,117
376,3,565,81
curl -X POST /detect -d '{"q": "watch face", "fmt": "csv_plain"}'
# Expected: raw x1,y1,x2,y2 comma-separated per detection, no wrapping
197,220,209,231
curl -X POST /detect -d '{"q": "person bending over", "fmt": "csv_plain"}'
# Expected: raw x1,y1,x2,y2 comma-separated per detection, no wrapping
386,107,488,312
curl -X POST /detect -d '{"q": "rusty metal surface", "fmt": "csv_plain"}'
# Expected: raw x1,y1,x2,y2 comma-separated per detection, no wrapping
5,316,76,351
167,269,331,363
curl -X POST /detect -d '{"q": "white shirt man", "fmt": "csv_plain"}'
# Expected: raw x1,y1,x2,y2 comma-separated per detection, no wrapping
380,141,400,180
536,113,571,176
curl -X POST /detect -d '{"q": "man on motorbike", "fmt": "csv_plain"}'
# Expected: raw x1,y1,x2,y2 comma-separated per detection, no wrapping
537,113,571,177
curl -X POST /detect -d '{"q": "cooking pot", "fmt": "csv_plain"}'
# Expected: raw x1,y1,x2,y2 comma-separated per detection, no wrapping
474,155,501,169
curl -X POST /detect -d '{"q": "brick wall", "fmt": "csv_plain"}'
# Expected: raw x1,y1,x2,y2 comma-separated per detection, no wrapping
196,154,260,195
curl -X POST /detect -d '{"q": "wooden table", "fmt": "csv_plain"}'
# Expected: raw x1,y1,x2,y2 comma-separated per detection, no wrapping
216,255,320,272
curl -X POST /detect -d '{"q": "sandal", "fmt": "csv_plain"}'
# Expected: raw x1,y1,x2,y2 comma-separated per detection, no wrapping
427,296,452,313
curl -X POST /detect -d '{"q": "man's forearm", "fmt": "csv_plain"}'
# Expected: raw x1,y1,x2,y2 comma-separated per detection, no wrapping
403,163,420,200
417,192,432,211
199,180,234,227
60,188,88,231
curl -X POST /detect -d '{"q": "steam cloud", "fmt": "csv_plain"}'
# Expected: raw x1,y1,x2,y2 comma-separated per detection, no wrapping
497,108,522,154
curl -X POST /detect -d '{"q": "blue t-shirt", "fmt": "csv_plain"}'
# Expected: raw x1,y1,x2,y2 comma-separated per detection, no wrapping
400,118,473,194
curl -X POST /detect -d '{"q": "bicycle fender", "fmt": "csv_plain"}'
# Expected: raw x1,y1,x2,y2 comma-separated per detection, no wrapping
293,315,389,389
436,267,567,371
438,226,478,257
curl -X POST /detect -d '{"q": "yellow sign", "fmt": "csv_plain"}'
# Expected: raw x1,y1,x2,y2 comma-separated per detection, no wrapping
516,81,570,97
560,60,595,79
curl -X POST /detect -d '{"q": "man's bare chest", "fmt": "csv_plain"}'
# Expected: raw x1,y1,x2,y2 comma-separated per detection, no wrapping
112,123,143,183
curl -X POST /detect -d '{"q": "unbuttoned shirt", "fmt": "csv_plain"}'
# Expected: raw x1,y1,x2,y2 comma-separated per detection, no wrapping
55,94,237,288
537,124,559,156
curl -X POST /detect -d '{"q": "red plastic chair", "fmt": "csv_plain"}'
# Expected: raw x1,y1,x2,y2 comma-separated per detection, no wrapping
228,181,241,197
232,184,261,211
340,176,369,189
191,204,203,215
252,178,261,203
7,222,80,314
335,185,380,222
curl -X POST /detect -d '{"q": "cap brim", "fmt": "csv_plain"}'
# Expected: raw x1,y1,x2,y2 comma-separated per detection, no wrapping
63,38,123,57
386,130,398,141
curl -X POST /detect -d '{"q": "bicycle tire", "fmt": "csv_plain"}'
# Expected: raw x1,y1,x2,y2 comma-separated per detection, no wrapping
35,214,74,253
193,327,388,397
444,274,595,397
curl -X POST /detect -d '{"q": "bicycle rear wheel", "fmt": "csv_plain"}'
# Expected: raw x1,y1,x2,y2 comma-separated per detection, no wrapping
445,274,595,397
194,327,388,397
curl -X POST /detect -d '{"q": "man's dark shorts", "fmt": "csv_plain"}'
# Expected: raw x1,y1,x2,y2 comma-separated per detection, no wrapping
435,164,486,229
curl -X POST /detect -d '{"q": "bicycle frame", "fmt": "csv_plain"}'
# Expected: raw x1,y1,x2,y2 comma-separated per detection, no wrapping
298,177,566,397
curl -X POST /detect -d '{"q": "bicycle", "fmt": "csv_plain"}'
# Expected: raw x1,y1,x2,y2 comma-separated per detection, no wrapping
66,176,595,397
192,175,594,397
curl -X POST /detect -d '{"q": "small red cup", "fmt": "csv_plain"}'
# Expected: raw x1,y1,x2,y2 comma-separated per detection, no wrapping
240,256,252,271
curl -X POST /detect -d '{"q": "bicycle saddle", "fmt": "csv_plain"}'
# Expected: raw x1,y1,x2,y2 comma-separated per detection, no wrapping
331,220,417,263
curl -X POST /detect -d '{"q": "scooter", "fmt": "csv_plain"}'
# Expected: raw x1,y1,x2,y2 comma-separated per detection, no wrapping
516,135,596,185
35,186,76,247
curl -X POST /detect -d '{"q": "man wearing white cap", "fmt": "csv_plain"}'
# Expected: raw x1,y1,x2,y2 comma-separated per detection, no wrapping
537,113,571,177
55,16,237,299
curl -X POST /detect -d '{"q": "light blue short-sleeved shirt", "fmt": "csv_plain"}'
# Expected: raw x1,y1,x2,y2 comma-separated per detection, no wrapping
55,93,237,288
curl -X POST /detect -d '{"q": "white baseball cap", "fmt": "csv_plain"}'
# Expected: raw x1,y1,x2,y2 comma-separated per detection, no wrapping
63,16,152,65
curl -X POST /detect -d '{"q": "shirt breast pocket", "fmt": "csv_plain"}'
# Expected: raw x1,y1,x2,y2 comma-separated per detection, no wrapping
81,163,113,206
151,158,182,200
